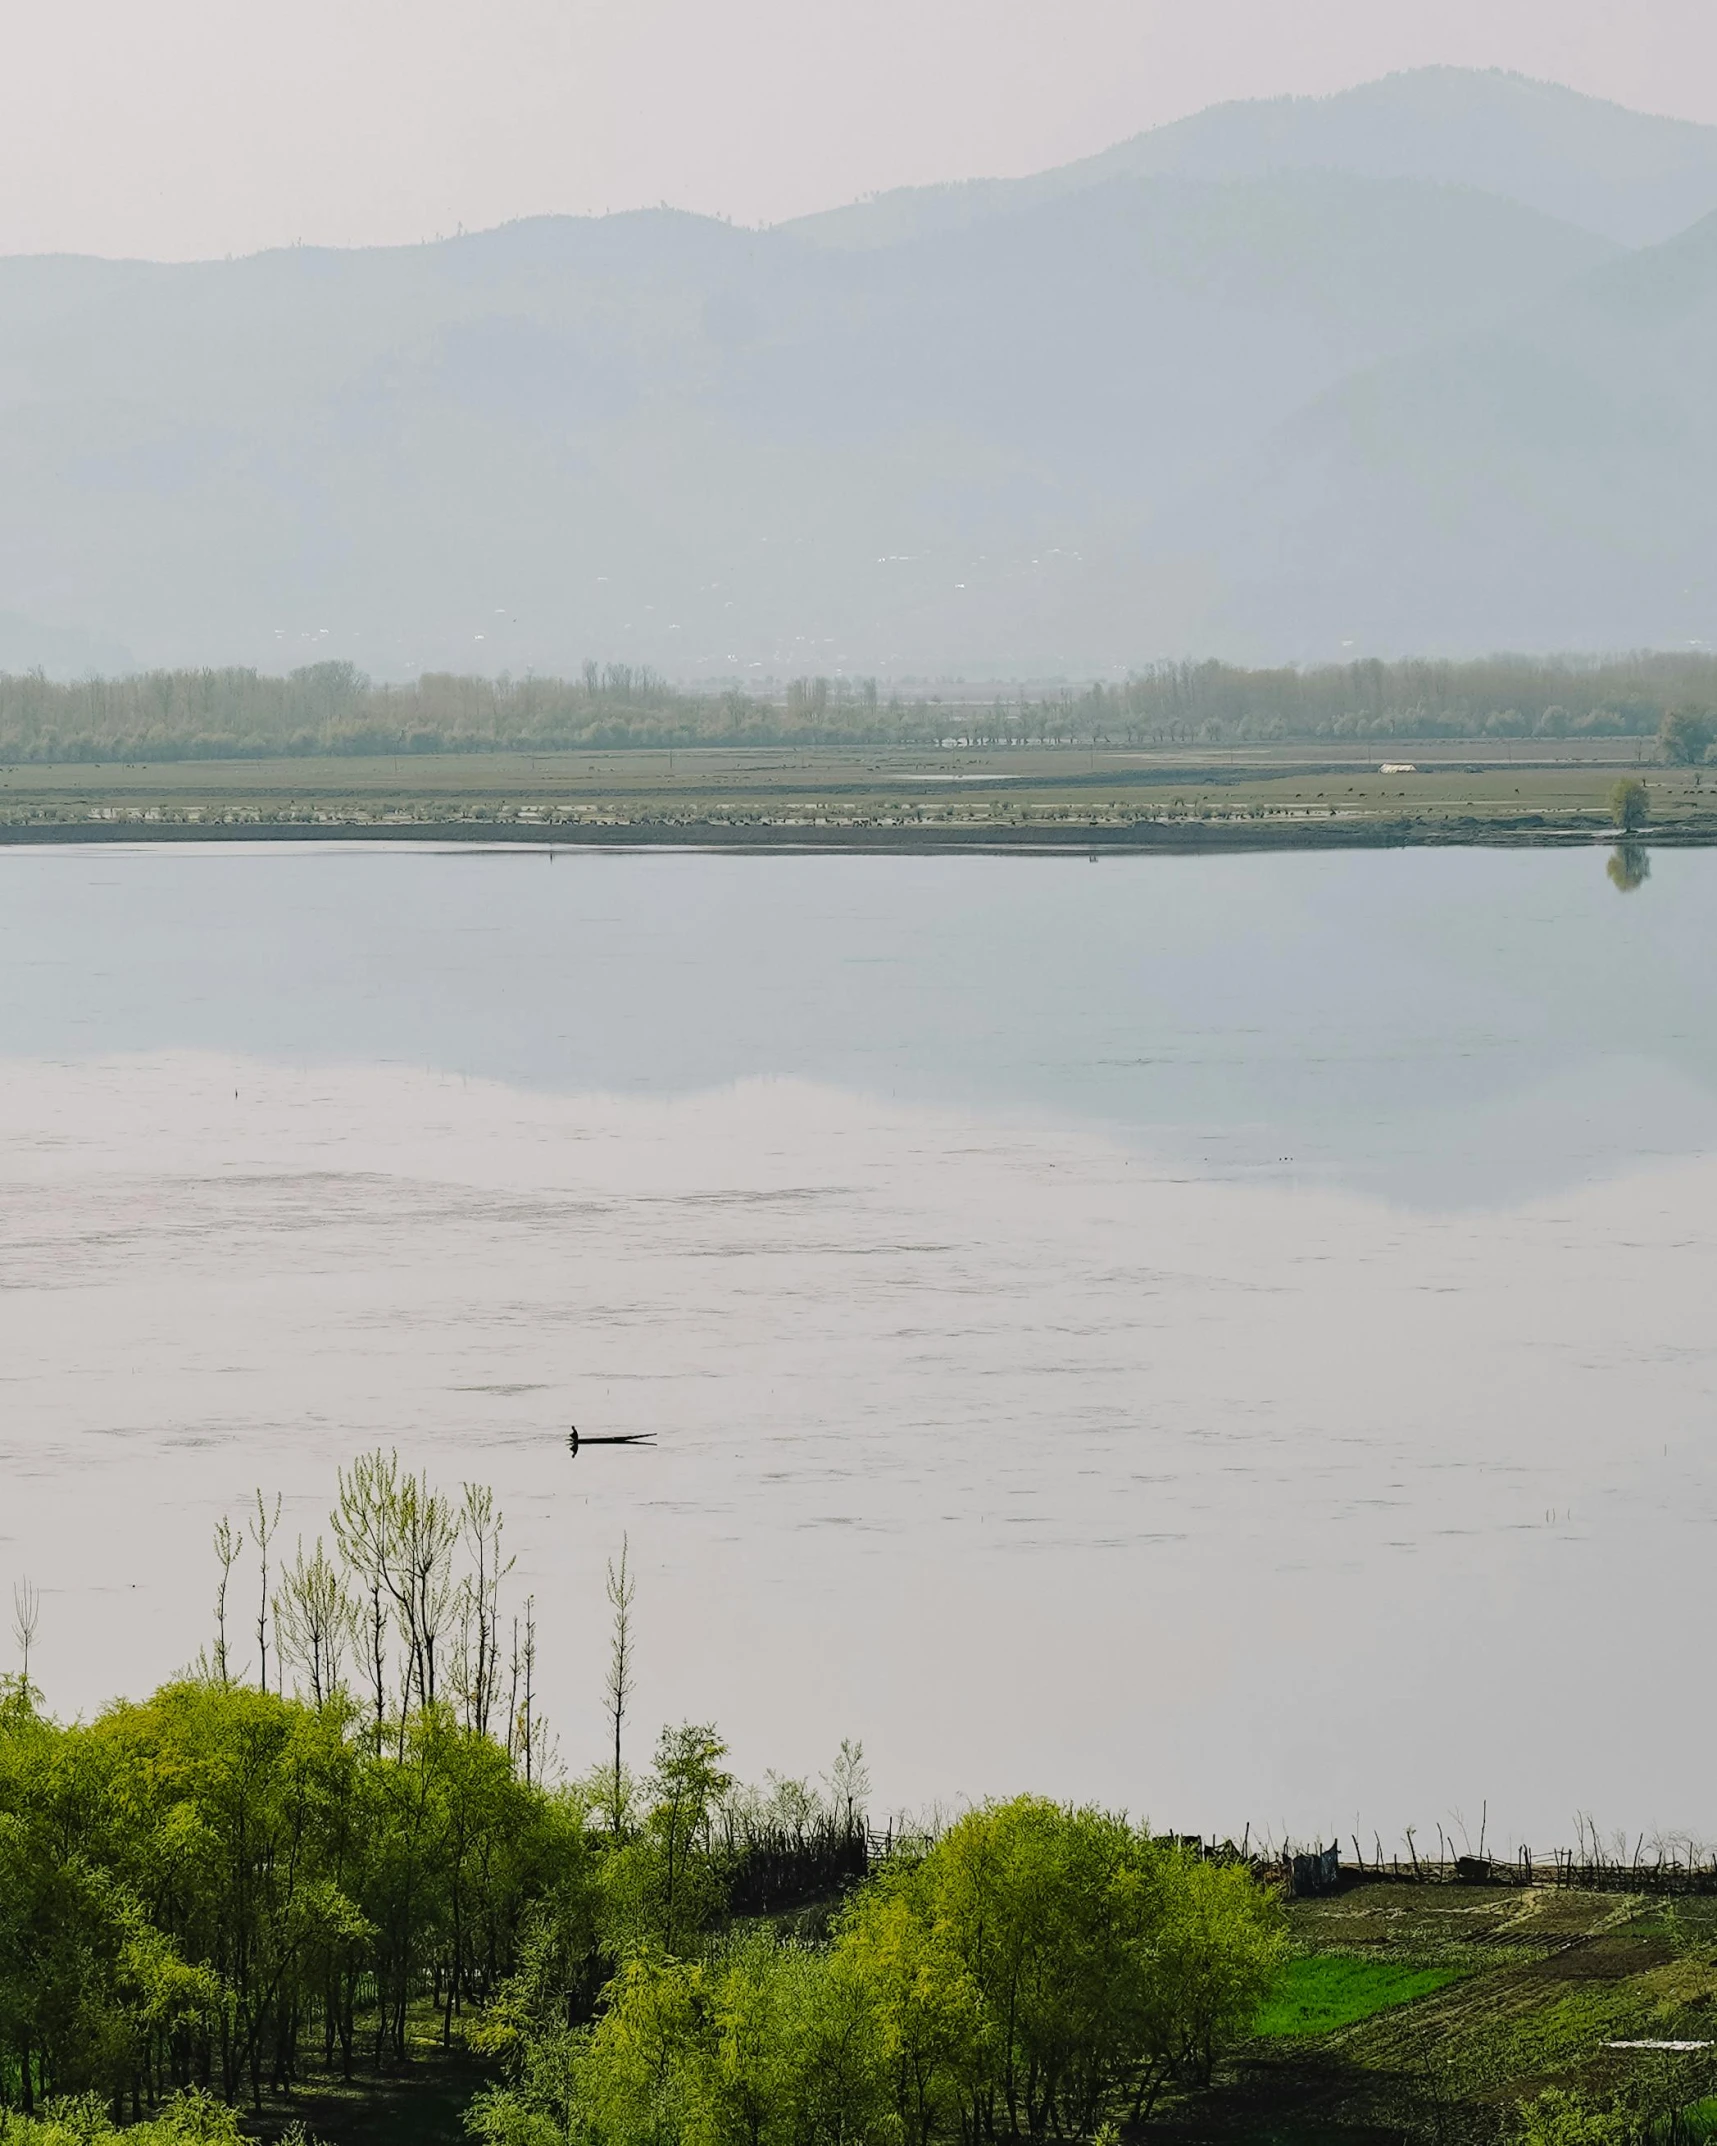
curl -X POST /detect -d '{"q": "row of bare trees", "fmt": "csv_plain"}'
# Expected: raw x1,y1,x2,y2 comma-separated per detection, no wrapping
207,1455,548,1780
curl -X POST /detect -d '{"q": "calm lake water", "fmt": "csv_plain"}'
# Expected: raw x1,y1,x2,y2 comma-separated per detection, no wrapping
2,840,1714,1849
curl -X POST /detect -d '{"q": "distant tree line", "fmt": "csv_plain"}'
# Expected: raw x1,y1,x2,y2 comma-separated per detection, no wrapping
1089,654,1717,752
1,1457,1284,2144
0,665,907,762
0,654,1714,762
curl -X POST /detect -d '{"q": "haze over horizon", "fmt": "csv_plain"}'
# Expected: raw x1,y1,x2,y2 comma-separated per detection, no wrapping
5,0,1716,262
5,36,1717,681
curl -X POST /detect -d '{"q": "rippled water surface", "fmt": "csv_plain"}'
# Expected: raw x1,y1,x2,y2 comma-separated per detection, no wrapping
2,841,1714,1843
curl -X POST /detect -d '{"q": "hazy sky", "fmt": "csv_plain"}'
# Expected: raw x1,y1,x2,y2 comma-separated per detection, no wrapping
7,0,1717,260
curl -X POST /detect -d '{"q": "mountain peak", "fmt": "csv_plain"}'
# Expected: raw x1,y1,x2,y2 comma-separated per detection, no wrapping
783,64,1717,252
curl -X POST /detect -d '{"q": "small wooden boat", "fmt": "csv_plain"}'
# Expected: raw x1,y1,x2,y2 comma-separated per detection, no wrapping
568,1425,656,1456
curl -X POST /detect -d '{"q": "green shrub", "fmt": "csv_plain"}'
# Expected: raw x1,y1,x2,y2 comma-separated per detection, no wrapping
0,2091,252,2143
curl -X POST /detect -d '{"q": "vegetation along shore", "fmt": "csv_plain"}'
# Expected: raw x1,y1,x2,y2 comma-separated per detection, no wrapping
2,660,1713,852
7,1456,1717,2146
2,749,1715,854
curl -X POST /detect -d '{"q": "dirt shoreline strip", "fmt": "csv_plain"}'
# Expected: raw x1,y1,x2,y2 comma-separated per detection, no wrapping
0,816,1707,852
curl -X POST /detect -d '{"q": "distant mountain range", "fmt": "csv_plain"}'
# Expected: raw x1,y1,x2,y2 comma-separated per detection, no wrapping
786,66,1717,251
1,66,1714,679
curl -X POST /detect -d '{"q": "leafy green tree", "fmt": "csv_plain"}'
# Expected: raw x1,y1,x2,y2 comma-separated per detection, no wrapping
1140,1856,1285,2091
479,1794,1284,2146
0,1685,217,2116
86,1681,368,2105
1659,707,1716,765
601,1728,734,1962
836,1799,1282,2138
831,1885,977,2146
4,1461,1292,2145
1,1459,596,2123
1608,778,1650,831
491,1936,893,2146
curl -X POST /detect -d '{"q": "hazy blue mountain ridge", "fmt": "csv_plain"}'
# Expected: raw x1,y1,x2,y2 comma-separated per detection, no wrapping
0,67,1711,677
786,67,1717,250
1185,206,1717,657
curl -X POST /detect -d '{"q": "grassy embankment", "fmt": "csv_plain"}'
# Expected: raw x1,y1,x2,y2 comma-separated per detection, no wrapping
0,742,1711,848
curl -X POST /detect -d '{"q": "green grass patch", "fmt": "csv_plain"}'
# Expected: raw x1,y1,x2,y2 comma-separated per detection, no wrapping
1254,1954,1472,2038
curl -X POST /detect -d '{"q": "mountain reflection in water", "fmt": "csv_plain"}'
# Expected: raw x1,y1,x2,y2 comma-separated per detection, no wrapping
0,843,1714,1841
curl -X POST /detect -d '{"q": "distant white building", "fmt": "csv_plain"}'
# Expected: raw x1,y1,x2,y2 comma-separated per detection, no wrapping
1380,762,1418,774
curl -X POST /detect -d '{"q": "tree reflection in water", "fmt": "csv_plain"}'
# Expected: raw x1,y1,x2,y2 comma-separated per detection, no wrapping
1607,839,1651,892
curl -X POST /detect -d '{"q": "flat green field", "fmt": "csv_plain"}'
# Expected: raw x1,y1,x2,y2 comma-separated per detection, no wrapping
1254,1955,1471,2039
0,742,1709,847
1216,1882,1717,2143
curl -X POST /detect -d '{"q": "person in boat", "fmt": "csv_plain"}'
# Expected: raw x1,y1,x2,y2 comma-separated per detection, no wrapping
568,1426,652,1455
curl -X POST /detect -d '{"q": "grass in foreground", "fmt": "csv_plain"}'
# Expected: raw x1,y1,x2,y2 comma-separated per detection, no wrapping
1254,1954,1471,2038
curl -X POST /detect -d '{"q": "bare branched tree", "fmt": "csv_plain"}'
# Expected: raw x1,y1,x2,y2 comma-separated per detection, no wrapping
453,1484,512,1738
332,1451,400,1750
822,1738,871,1836
212,1515,242,1688
391,1471,457,1713
330,1451,460,1733
250,1490,282,1695
510,1595,542,1786
274,1536,354,1708
11,1576,40,1687
604,1537,636,1834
